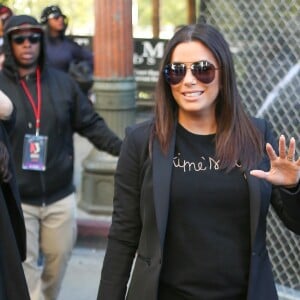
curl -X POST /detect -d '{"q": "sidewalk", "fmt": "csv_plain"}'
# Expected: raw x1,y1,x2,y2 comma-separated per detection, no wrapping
58,246,105,300
58,106,149,299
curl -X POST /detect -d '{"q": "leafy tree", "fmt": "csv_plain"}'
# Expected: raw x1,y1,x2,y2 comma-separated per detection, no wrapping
4,0,94,35
5,0,200,37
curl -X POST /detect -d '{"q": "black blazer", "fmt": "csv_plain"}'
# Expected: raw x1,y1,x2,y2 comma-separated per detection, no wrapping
98,118,300,300
0,117,30,299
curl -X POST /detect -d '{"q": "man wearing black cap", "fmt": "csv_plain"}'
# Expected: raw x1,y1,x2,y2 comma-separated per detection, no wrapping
0,14,122,300
40,5,94,95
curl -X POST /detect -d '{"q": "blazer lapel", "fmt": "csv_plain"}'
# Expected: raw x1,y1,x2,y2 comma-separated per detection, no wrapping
152,130,176,251
246,170,261,247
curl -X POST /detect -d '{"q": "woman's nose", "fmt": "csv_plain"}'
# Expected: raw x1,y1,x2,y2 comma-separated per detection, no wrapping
183,68,197,85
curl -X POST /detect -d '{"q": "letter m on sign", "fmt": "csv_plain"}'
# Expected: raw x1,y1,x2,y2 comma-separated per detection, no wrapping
142,41,164,59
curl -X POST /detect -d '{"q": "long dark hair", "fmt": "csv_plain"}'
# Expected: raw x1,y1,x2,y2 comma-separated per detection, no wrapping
152,23,263,171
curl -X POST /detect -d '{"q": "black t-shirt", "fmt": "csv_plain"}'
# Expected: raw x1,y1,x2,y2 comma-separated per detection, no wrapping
159,124,251,300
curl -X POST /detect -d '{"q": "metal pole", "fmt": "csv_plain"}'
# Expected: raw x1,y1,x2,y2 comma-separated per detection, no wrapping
187,0,196,24
152,0,160,38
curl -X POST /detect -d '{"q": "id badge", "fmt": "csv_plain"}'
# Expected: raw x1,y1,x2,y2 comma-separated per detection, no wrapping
22,134,48,171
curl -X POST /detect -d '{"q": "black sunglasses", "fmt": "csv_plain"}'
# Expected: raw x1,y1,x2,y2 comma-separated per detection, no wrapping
164,60,219,85
48,13,63,20
11,33,41,45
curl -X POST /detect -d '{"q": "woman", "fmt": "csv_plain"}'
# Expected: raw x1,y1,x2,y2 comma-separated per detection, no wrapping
97,24,300,300
0,90,30,299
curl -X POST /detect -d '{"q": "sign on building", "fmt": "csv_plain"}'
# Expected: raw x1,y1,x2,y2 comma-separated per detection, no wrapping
70,35,168,103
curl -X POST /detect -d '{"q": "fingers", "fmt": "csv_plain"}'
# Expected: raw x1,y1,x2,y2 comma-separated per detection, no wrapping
265,135,298,162
278,135,296,162
278,135,286,159
250,169,268,179
287,137,296,161
265,143,277,161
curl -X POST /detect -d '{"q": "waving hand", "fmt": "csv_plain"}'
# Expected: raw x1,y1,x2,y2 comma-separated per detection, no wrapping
250,135,300,188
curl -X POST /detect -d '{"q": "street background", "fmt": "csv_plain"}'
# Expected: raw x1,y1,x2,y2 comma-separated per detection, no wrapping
56,106,152,300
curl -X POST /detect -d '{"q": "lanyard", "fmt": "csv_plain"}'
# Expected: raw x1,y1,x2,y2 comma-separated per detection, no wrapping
20,67,41,136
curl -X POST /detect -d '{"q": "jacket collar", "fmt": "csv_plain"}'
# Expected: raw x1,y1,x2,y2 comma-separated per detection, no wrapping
152,124,176,251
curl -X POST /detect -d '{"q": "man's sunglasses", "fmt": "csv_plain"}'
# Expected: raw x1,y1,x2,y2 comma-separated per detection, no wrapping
164,60,219,85
48,13,63,20
11,33,41,45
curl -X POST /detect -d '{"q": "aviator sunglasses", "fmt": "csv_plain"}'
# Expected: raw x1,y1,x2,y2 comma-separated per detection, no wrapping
11,33,41,45
164,60,219,85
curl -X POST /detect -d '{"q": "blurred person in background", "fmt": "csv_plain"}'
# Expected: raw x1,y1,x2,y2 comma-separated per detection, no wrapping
0,89,30,300
40,5,94,96
1,14,122,300
0,4,13,69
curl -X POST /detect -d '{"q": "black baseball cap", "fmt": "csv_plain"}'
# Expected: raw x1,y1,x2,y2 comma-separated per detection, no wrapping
40,5,66,24
4,15,43,35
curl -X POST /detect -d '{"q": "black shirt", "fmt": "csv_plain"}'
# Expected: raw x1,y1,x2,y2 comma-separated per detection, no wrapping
159,124,251,300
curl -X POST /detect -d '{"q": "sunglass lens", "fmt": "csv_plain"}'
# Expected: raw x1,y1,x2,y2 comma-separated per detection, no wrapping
12,36,25,45
12,36,25,44
28,34,41,44
12,34,41,45
164,64,186,85
192,62,215,84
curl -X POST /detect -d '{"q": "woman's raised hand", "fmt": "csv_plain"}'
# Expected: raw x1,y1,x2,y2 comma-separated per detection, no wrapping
250,135,300,188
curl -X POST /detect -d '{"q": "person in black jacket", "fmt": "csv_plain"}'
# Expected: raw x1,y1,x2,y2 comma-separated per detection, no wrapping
0,90,30,300
40,5,94,95
0,14,122,300
97,24,300,300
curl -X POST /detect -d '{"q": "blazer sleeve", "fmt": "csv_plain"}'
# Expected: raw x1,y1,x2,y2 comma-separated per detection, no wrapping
98,123,150,300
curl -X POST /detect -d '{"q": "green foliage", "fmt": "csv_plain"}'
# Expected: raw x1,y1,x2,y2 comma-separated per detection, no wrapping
137,0,201,28
161,1,188,26
4,0,94,34
1,0,10,5
4,0,201,36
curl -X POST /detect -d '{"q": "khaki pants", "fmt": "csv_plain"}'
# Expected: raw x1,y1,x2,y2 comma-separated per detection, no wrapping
22,193,77,300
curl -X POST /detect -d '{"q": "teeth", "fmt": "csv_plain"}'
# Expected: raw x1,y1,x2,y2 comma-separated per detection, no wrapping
184,92,202,97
